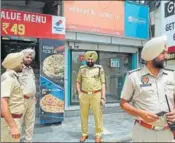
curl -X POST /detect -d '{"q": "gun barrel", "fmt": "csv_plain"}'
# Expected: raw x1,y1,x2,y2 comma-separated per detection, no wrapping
165,94,171,112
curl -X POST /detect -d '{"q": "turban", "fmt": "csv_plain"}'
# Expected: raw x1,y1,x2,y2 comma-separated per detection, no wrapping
2,52,24,69
141,35,167,61
84,51,98,62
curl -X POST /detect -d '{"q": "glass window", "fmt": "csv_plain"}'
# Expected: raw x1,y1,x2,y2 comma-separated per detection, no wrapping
70,50,132,105
71,50,86,105
99,52,132,103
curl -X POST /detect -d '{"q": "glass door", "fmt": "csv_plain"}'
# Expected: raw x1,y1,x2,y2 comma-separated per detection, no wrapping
70,50,132,105
99,52,132,103
71,50,87,105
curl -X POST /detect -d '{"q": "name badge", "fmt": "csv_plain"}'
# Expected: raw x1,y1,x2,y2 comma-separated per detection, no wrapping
140,83,152,87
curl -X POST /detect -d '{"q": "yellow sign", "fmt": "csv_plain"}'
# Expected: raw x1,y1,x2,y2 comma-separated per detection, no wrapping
2,22,25,36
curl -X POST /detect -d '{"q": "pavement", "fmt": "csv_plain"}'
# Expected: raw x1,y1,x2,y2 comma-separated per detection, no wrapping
21,107,134,142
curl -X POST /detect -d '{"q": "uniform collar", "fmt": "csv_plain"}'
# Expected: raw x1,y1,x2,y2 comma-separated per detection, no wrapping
23,65,32,69
6,69,19,78
162,69,169,75
141,66,151,76
141,65,167,77
93,64,98,68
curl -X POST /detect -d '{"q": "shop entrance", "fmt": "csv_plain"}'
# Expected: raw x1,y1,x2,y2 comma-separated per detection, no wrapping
1,38,39,61
70,50,132,105
1,9,65,124
1,37,40,117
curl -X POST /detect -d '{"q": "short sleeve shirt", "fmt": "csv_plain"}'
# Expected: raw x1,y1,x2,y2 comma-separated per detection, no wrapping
18,66,36,96
121,66,175,114
1,70,24,114
76,64,105,91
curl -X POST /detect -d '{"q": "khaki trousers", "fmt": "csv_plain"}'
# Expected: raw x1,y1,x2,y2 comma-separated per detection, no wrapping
22,98,35,142
132,122,174,142
1,118,22,142
79,92,103,137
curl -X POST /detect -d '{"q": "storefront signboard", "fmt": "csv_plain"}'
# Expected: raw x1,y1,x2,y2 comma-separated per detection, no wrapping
1,9,65,40
124,2,149,39
1,9,66,124
64,1,124,36
64,1,149,39
161,1,175,49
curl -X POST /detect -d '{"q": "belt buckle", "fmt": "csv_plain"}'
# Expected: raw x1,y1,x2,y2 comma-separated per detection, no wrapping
87,91,93,95
154,126,164,131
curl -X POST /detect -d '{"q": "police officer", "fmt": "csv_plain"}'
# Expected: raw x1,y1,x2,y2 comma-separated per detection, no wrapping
120,35,175,142
19,48,36,142
1,52,24,142
76,51,106,143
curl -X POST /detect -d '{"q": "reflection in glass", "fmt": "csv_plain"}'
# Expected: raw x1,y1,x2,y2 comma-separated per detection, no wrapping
99,52,132,103
71,51,86,104
71,50,132,105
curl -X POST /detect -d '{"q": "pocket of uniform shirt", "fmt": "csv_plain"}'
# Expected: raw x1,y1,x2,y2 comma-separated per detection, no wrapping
167,86,174,91
166,86,174,97
140,87,155,94
15,86,22,93
93,74,100,79
82,75,88,79
139,87,156,99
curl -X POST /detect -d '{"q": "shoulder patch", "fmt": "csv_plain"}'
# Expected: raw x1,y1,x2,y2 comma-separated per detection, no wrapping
128,68,141,74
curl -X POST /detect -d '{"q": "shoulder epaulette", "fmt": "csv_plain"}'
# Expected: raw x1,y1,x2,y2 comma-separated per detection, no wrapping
164,68,174,72
1,72,15,82
94,64,102,68
128,68,141,74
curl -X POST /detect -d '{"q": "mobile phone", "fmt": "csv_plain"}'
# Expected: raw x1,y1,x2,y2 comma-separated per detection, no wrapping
156,111,168,116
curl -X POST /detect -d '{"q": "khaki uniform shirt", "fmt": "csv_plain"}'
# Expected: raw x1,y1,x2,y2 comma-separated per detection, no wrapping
121,66,175,113
18,66,36,97
1,70,24,114
121,66,175,126
76,64,105,91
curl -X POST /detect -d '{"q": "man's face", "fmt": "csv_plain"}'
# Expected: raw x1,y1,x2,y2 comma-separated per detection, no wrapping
23,53,33,66
152,46,168,69
86,58,95,67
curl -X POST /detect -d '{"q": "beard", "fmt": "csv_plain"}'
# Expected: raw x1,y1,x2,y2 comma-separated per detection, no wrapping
24,61,32,67
152,59,166,69
87,62,94,67
24,63,31,67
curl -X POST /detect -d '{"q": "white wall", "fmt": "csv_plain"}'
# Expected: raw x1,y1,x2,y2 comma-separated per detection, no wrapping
150,1,175,70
